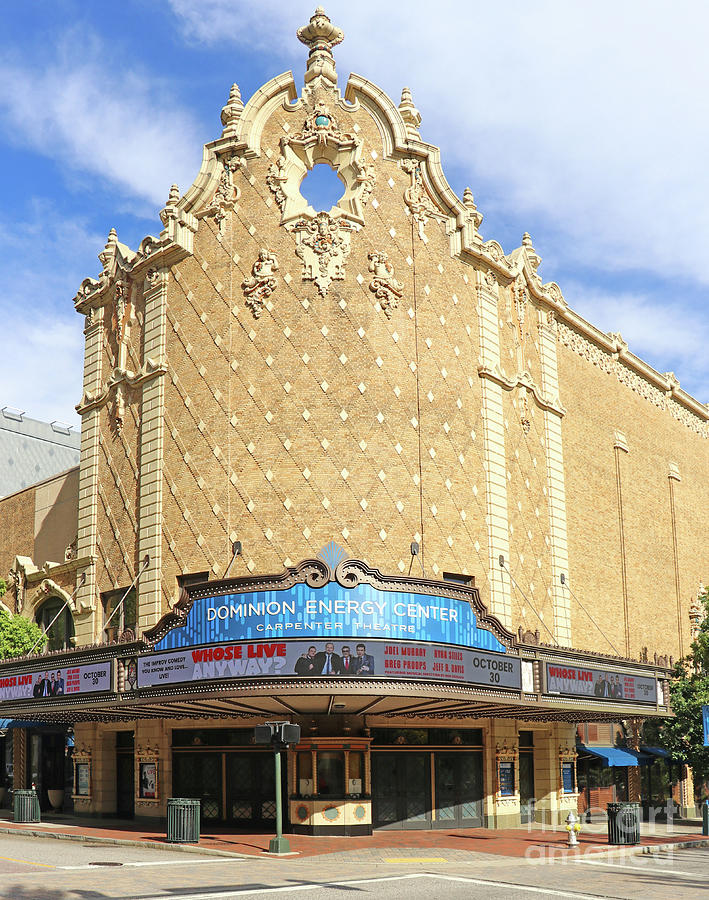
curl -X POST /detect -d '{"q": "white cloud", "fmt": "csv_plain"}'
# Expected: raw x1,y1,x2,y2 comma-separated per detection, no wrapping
168,0,302,53
565,282,709,401
0,33,204,208
1,308,83,427
167,1,709,284
0,205,101,425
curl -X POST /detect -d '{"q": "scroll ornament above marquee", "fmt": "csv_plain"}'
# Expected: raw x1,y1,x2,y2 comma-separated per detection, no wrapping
142,555,515,650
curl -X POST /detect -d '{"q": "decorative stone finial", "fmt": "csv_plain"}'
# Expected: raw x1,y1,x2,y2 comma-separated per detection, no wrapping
99,228,118,273
522,232,541,271
297,7,344,88
689,586,704,640
463,187,483,229
221,83,244,138
399,87,422,139
160,184,181,227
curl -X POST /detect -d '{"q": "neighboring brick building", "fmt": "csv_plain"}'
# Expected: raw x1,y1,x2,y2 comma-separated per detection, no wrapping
0,9,701,830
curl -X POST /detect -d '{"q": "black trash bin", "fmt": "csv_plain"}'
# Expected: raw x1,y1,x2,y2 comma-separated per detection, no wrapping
607,801,640,845
13,789,40,824
166,798,200,843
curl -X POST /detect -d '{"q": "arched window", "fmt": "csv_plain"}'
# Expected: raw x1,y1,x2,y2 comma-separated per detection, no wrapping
35,597,75,652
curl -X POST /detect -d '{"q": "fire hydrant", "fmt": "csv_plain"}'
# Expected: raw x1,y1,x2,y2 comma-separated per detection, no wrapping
566,811,581,847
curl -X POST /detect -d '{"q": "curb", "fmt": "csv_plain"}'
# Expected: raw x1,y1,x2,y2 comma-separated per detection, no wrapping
0,821,706,862
622,837,709,856
555,836,709,862
0,824,252,858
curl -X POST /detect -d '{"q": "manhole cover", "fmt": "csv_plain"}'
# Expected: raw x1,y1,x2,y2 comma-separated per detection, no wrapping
89,861,123,867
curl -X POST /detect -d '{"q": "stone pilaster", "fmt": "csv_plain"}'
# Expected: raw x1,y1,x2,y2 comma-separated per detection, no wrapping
477,272,512,626
681,764,698,818
137,268,169,631
538,313,571,645
75,307,105,643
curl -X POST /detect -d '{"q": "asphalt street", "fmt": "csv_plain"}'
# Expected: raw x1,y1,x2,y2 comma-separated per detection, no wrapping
0,834,707,899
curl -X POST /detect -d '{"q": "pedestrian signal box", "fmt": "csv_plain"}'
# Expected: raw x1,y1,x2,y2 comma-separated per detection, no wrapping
254,722,301,746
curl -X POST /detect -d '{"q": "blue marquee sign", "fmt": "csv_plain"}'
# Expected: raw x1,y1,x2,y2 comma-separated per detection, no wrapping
154,579,507,654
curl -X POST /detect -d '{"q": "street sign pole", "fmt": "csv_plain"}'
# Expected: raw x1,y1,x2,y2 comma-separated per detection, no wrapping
269,745,290,854
254,721,301,855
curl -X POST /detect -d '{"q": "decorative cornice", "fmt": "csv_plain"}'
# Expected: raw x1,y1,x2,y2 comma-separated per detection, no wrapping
557,319,709,437
478,365,566,417
76,359,167,415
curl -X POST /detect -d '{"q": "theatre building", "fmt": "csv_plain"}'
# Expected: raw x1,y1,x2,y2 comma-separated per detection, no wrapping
0,8,705,831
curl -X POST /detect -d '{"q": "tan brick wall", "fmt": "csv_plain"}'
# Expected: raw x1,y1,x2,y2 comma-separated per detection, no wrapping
158,98,492,616
0,488,35,596
558,340,708,660
49,67,708,666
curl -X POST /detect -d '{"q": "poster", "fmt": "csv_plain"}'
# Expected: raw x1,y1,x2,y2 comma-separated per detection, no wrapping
139,762,157,799
138,637,521,691
546,662,656,703
0,662,111,702
561,761,575,794
499,761,515,796
75,762,90,796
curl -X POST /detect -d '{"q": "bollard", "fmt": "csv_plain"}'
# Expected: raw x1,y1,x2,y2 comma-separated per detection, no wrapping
703,799,708,837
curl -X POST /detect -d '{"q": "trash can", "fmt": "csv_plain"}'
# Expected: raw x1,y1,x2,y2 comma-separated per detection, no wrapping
607,801,640,845
166,798,200,843
13,789,40,824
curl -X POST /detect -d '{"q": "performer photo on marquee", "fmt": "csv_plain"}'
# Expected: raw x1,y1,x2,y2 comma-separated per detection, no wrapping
352,642,375,675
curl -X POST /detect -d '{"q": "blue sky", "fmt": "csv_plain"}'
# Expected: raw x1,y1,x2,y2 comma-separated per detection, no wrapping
2,1,708,427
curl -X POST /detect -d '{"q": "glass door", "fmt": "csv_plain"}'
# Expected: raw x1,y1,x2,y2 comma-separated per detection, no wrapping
173,752,222,822
372,752,431,829
519,752,535,824
225,752,280,827
434,752,483,828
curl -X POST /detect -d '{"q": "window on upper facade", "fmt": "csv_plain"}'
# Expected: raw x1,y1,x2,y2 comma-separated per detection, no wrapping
102,587,136,641
299,163,345,212
442,572,474,587
177,572,209,590
35,597,75,652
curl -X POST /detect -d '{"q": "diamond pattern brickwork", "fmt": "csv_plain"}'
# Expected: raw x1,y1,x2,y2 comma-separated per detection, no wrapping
158,106,497,613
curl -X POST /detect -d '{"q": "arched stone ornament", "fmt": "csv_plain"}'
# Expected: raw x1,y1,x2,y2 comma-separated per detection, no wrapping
28,579,91,617
267,104,375,227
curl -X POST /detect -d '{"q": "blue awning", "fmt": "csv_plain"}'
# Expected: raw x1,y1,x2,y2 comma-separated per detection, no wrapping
577,744,652,766
0,719,51,730
641,745,671,759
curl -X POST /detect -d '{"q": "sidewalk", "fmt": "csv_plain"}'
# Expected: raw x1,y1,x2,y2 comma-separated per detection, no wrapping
0,809,706,860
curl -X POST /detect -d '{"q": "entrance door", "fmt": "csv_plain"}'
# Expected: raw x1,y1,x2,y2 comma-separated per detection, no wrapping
226,753,280,827
372,753,431,829
173,752,223,822
116,731,134,819
434,752,483,828
116,753,134,818
519,752,535,824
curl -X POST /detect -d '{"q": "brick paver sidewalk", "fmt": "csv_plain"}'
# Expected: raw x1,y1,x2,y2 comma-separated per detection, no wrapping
0,810,705,860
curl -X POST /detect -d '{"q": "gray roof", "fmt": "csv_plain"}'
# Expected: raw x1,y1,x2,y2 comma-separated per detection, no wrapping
0,407,80,499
